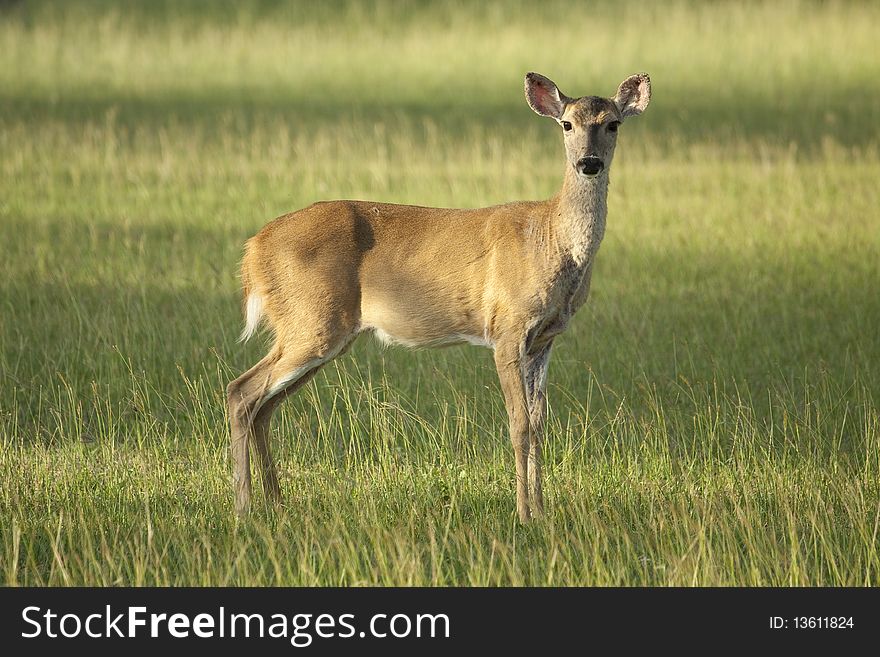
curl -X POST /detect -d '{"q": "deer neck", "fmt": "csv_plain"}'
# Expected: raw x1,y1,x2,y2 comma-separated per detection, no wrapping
549,166,609,267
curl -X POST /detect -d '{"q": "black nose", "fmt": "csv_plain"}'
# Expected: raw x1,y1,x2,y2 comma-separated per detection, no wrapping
577,156,604,176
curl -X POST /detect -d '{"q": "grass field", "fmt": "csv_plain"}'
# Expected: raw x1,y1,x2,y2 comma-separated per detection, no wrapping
1,0,879,585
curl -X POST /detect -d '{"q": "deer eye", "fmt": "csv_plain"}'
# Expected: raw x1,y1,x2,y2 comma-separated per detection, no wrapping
608,121,620,133
561,121,572,132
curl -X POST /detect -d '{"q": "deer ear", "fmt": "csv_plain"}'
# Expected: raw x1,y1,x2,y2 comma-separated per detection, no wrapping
614,73,651,119
525,72,569,119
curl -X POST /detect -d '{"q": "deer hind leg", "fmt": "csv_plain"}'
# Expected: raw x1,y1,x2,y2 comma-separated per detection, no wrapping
250,360,325,506
227,352,279,516
227,332,354,516
249,394,285,505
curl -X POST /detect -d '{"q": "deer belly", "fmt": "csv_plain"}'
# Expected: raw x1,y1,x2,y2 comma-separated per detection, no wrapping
360,297,490,349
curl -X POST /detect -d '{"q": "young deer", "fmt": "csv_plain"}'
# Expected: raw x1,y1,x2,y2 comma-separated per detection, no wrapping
228,72,651,522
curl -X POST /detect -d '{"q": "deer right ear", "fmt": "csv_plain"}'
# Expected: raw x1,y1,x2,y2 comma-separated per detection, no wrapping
614,73,651,119
525,72,569,119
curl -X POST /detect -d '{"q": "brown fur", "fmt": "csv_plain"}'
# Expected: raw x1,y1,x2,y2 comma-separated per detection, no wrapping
227,73,651,522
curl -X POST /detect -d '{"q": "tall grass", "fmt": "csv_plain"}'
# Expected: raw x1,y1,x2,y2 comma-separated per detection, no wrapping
1,0,878,585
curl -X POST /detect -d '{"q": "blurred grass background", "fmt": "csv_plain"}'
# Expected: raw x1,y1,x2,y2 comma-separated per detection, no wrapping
1,0,879,585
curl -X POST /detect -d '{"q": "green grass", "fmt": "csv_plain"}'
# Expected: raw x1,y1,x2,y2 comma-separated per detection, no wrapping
1,0,879,585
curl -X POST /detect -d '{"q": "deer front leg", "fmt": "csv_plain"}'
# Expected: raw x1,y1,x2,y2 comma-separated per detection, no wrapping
494,341,531,523
526,343,552,518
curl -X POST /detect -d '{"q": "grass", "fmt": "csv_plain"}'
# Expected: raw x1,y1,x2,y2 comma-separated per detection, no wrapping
1,0,879,585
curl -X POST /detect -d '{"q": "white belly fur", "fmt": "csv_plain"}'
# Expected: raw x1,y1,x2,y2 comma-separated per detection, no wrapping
366,326,493,349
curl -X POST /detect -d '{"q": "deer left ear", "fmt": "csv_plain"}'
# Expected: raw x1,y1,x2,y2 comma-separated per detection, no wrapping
614,73,651,119
525,72,569,120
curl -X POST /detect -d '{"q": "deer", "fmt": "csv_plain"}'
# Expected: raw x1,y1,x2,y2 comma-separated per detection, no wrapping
227,72,651,523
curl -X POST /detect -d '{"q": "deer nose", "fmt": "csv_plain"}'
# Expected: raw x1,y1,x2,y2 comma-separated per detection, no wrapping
577,156,604,176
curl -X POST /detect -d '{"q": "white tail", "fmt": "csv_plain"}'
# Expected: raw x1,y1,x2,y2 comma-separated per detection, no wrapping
226,72,651,522
239,292,265,343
